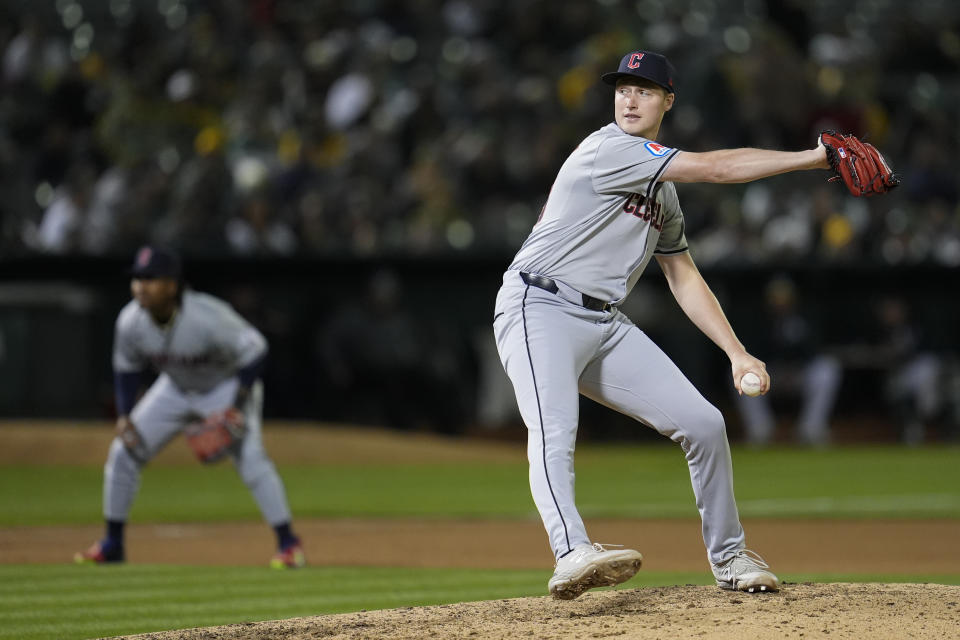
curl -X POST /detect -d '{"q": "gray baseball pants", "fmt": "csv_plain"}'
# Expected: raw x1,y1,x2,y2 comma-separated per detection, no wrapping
493,270,745,565
103,375,292,526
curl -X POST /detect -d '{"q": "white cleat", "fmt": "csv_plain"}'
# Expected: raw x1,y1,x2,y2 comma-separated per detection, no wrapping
713,549,780,593
548,543,643,600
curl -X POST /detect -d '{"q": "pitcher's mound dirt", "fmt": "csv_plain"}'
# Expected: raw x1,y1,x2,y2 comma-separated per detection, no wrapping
115,582,959,640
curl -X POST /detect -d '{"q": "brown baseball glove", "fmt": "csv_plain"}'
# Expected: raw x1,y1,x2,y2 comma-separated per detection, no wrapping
184,408,245,463
819,130,900,196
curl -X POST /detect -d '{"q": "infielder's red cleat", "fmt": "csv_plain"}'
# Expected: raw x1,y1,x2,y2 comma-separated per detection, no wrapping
74,539,125,564
270,539,306,569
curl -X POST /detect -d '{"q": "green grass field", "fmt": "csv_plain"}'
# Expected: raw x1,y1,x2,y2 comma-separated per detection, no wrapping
3,442,959,639
2,445,958,525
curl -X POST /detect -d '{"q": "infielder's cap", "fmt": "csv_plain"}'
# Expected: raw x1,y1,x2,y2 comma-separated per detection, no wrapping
601,50,676,94
128,245,182,279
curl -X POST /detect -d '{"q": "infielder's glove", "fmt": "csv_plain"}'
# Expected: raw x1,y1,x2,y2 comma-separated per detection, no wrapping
184,408,245,464
819,130,899,196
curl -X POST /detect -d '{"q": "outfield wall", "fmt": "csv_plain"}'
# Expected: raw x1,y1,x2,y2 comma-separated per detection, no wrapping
0,256,957,440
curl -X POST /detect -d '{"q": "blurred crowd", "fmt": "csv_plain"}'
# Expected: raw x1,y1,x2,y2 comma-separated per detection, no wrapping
0,0,958,265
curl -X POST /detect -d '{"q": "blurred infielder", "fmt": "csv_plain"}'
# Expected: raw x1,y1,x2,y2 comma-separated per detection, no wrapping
493,50,893,599
76,246,305,568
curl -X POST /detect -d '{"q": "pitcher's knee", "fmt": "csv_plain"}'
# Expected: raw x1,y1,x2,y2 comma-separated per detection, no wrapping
685,404,728,448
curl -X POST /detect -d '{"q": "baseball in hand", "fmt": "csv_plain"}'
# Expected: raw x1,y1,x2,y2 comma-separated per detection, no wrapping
740,372,763,397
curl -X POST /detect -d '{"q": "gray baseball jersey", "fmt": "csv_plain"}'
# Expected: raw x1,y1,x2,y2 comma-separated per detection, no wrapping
113,290,267,393
494,122,747,567
105,289,291,527
509,123,687,304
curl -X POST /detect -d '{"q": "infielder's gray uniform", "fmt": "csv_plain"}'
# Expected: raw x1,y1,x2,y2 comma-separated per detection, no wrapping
494,123,744,565
105,290,292,526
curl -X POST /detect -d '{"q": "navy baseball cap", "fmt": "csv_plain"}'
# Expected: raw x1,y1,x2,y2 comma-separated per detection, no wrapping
601,50,676,94
128,245,182,279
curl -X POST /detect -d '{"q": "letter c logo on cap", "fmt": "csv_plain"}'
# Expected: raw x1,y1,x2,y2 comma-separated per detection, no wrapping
627,52,644,69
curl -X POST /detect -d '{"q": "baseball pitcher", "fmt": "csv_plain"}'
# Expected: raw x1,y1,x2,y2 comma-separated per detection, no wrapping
493,50,897,599
75,246,305,568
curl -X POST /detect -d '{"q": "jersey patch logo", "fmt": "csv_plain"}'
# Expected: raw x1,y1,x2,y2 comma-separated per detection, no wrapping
644,141,672,157
628,52,644,69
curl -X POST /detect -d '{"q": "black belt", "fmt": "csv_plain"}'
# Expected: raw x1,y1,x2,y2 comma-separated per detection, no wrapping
519,272,616,312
